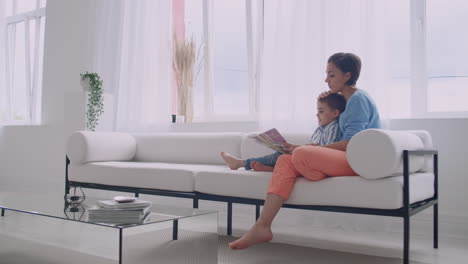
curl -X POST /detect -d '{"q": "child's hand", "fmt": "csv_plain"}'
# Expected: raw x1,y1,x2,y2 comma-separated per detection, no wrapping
282,142,300,154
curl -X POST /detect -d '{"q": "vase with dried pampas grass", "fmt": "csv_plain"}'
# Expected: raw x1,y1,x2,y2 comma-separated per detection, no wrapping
173,35,203,123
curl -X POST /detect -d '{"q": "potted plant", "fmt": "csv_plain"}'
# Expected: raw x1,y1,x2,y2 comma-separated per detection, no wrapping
172,35,203,123
80,72,104,131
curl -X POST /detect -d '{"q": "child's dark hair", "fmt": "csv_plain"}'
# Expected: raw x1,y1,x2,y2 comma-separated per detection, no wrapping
318,93,346,113
327,52,362,86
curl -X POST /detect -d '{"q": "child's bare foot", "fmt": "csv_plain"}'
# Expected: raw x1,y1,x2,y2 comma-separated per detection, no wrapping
220,152,244,170
228,223,273,250
251,161,274,172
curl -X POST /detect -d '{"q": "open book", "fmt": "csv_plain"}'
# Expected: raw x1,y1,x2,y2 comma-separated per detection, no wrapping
249,128,288,154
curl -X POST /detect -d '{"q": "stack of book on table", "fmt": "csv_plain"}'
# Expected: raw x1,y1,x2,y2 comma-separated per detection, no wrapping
88,199,152,224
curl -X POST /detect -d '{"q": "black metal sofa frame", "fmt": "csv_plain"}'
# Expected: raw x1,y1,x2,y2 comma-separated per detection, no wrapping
65,149,438,264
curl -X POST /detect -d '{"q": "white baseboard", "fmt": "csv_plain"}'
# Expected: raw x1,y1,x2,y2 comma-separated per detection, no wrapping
409,211,468,240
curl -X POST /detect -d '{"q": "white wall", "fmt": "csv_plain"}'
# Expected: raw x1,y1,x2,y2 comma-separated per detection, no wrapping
389,118,468,236
0,0,93,192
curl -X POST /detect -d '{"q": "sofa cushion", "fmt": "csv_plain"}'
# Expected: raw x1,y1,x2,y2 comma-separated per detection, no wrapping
132,133,243,165
405,130,434,172
69,162,226,192
67,131,136,164
195,170,434,209
347,129,425,179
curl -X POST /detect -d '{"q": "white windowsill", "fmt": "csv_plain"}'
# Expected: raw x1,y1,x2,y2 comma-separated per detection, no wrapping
0,122,43,127
388,112,468,120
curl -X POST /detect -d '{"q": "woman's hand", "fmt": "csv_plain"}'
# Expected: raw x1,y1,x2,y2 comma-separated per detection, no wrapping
282,142,300,154
318,90,332,99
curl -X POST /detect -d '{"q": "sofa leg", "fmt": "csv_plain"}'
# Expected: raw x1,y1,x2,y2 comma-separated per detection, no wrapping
193,198,199,209
227,202,232,236
404,215,410,264
173,219,178,240
134,193,139,198
434,204,438,249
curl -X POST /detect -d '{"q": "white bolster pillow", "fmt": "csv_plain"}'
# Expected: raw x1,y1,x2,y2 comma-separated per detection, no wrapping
346,129,425,179
67,131,137,164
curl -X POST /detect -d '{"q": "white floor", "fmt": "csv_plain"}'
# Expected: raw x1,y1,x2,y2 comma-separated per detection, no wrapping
147,194,468,264
227,207,468,264
1,190,467,264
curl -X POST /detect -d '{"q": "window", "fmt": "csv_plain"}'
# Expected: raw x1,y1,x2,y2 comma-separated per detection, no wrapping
371,0,468,119
379,0,468,118
122,0,464,126
426,0,468,113
401,0,468,118
180,0,466,121
386,0,411,118
184,0,260,121
0,0,46,124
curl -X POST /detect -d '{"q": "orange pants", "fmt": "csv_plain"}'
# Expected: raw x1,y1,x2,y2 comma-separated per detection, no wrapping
268,145,358,200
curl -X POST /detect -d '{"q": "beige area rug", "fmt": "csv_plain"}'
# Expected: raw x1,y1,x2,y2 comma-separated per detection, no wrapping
220,235,429,264
0,230,425,264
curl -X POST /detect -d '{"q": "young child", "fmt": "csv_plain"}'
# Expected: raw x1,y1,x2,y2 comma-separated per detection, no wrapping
221,93,346,172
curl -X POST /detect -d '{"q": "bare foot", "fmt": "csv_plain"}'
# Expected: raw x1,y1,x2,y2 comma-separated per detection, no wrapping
251,161,274,172
228,223,273,250
220,152,244,170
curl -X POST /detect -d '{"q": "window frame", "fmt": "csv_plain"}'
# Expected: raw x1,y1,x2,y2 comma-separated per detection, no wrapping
193,0,467,121
411,0,468,118
191,0,263,122
2,0,46,125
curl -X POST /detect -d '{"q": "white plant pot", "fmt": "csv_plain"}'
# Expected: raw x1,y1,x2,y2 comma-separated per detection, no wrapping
80,77,91,91
176,115,185,123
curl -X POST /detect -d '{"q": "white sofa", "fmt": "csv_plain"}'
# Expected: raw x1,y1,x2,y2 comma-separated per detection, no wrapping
66,129,438,264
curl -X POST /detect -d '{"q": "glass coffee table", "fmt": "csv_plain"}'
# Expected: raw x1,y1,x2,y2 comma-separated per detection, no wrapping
0,192,218,264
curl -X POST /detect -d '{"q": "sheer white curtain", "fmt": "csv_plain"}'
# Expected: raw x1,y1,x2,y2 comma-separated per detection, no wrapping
259,0,396,231
92,0,124,95
93,0,173,132
0,1,6,121
259,0,392,133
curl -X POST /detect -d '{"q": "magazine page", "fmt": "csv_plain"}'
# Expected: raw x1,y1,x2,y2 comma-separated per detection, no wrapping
250,128,288,153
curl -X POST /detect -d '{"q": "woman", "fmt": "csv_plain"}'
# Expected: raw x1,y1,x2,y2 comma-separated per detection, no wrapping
229,52,381,250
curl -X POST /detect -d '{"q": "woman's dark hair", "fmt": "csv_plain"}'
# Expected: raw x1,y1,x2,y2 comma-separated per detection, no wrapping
318,93,346,114
327,53,361,86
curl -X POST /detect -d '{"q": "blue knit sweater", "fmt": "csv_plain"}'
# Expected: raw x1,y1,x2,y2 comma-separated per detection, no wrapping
339,90,381,141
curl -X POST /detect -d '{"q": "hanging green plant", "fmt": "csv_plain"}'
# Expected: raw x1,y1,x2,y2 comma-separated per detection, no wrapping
80,72,104,131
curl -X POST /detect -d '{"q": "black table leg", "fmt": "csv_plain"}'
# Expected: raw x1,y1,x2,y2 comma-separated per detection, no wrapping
255,205,260,221
434,203,439,248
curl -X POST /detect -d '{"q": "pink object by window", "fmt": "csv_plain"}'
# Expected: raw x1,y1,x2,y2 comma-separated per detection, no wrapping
172,0,185,116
